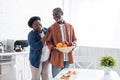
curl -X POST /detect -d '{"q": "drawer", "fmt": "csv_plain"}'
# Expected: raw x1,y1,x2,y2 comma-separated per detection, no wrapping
0,61,15,75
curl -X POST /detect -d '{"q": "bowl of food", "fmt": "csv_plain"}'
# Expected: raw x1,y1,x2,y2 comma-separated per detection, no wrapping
56,46,75,53
56,42,76,53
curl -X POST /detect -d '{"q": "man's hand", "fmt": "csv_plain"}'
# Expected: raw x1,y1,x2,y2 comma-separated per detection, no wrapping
51,47,63,53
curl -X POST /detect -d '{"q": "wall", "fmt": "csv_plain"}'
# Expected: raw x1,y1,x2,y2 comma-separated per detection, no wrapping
70,0,120,48
0,0,120,48
0,0,63,40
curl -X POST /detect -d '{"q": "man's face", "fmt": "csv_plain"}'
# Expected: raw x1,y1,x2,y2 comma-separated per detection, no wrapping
53,11,63,23
32,20,42,33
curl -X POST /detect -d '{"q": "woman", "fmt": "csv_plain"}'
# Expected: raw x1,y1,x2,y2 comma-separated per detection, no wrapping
27,16,49,80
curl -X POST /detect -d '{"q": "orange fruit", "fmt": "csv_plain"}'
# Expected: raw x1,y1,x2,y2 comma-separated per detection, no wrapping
62,44,67,47
56,42,68,48
56,42,63,48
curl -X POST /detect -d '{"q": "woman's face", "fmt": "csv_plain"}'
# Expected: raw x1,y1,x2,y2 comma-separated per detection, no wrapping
32,20,42,33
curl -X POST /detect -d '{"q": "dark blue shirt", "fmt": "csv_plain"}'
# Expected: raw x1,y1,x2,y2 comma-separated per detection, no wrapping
28,28,47,68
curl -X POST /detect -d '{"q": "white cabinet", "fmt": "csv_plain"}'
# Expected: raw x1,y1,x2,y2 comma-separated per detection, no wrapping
0,61,15,75
0,55,15,75
0,51,29,80
0,60,16,80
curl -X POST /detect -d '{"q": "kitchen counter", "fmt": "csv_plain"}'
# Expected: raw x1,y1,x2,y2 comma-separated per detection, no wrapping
0,51,29,56
0,51,29,80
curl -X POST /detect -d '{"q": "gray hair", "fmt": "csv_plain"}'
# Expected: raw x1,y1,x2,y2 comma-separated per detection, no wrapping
53,7,63,14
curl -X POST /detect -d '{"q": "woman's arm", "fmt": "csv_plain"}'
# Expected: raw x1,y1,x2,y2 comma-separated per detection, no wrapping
28,31,43,50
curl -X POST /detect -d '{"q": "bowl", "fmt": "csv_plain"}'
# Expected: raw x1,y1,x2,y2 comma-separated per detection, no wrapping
56,46,76,53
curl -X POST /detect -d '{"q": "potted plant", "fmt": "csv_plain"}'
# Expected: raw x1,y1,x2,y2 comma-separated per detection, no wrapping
100,55,117,74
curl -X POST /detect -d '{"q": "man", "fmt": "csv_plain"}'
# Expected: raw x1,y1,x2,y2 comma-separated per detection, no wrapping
46,7,77,77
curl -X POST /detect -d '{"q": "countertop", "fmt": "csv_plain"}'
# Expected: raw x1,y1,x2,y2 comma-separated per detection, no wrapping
0,51,29,56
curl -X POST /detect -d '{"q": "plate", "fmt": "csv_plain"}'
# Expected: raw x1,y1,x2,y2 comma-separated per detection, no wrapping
56,46,75,53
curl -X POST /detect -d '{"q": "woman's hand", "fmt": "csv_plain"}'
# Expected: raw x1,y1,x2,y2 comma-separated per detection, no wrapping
41,30,49,45
41,36,46,44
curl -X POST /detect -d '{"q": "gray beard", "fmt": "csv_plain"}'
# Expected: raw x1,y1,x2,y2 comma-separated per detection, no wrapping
57,18,63,23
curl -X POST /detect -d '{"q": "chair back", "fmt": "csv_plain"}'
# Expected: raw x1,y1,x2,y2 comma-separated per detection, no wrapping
73,56,96,69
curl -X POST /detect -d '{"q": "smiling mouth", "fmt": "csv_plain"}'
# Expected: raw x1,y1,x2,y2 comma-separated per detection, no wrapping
56,18,62,22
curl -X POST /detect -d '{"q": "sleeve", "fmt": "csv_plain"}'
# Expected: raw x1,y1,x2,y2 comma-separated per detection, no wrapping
72,27,77,42
28,32,43,50
46,28,54,50
70,24,77,42
42,27,48,33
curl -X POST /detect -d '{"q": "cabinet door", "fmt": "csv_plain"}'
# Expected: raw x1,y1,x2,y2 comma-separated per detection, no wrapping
0,61,15,74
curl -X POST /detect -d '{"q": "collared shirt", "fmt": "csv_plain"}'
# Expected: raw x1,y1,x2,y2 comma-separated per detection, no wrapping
59,24,68,61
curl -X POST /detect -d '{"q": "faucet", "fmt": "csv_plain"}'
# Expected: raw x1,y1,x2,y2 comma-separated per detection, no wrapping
0,42,4,53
